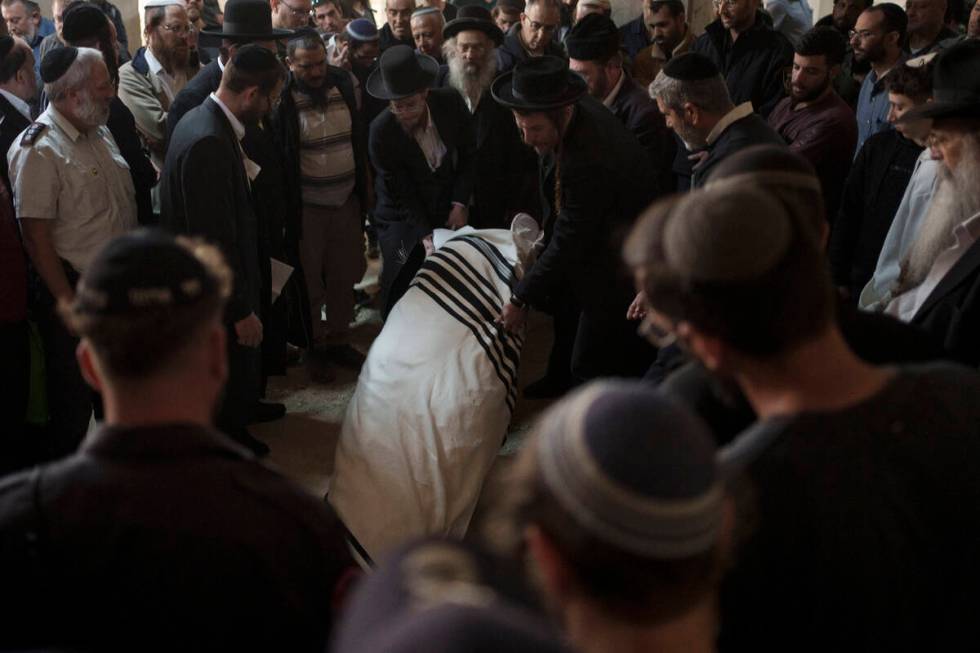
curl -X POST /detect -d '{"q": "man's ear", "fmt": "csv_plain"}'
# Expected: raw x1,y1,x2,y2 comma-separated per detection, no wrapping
76,340,105,393
677,321,726,372
524,525,574,604
682,100,700,127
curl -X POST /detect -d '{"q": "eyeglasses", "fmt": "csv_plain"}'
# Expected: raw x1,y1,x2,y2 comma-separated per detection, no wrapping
712,0,741,9
848,28,879,39
636,312,677,348
280,0,313,18
160,23,195,36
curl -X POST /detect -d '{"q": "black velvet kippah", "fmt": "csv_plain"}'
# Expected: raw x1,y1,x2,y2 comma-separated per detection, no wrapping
62,2,110,44
40,46,79,84
662,51,720,81
565,13,619,61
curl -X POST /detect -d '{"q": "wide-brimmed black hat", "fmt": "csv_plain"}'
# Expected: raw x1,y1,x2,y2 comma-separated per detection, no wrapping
366,45,439,100
900,39,980,122
491,56,587,110
199,0,294,46
443,5,504,46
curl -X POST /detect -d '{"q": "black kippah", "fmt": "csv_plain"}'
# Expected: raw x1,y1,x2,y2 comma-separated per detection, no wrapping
565,13,619,61
62,2,109,44
41,46,79,84
662,52,720,81
231,43,281,73
0,35,16,60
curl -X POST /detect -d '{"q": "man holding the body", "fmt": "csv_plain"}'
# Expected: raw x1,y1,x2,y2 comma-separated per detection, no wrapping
768,26,857,221
0,35,35,188
118,0,194,173
650,52,784,189
851,2,907,153
566,13,674,197
496,0,564,73
442,5,535,228
411,5,444,62
623,182,980,651
494,57,655,380
9,47,137,458
883,40,980,365
380,0,416,51
905,0,958,55
160,45,286,453
0,231,355,651
691,0,793,118
271,31,369,376
368,45,473,308
628,0,694,88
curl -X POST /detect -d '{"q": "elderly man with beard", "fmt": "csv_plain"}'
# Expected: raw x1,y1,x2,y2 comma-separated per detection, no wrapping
768,27,857,221
270,30,369,378
441,4,535,228
883,40,980,365
8,46,137,460
367,45,474,310
118,0,193,174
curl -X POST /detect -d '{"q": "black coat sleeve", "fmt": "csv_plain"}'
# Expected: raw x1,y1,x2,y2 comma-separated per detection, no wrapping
447,92,476,207
369,117,430,228
828,139,869,291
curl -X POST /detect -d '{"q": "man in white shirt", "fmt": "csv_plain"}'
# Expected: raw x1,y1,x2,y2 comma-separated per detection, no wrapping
0,34,35,187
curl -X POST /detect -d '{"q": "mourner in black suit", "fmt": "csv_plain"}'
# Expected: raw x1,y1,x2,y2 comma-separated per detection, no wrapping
441,5,538,229
367,45,475,309
566,14,676,200
0,37,33,190
494,57,656,380
160,45,287,455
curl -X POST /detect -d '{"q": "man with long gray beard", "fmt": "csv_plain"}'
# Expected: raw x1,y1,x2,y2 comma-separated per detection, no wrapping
884,40,980,365
9,46,137,459
442,4,535,228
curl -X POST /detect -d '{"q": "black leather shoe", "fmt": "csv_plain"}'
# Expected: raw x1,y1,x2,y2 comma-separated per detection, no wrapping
250,401,286,424
316,344,366,370
523,376,573,400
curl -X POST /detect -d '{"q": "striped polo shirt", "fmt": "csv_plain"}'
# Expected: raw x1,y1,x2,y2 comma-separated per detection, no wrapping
293,86,357,208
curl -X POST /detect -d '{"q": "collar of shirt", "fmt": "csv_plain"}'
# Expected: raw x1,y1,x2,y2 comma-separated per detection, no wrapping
40,103,82,142
209,92,245,141
602,69,627,108
144,46,180,99
0,89,31,121
218,55,226,72
706,101,753,146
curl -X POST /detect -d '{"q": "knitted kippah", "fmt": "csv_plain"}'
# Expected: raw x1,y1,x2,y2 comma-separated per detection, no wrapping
662,51,720,81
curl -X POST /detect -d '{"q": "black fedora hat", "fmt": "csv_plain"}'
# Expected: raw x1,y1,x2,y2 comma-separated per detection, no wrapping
491,56,587,110
900,39,980,122
443,5,504,46
199,0,294,46
366,45,440,100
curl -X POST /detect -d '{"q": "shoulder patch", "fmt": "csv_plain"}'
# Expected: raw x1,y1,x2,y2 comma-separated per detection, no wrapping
20,122,47,147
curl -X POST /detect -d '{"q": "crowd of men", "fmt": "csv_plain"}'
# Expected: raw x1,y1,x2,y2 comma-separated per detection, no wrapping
1,0,980,649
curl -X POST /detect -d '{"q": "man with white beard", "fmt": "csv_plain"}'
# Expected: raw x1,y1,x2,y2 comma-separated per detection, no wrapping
442,4,536,228
9,46,137,458
884,40,980,365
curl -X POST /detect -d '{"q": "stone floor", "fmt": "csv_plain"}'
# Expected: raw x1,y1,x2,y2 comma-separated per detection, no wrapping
252,261,557,502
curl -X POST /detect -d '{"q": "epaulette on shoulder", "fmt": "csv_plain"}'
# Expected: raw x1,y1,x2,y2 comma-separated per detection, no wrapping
20,122,47,147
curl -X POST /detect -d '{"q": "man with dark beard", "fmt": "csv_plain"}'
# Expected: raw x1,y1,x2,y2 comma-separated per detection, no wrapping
9,46,137,460
367,44,474,309
768,26,857,221
442,4,534,228
270,30,369,380
160,45,287,453
884,40,980,365
118,0,193,173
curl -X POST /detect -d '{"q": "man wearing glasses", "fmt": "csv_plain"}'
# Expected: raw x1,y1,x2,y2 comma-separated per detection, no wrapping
271,0,313,30
496,0,564,73
119,0,196,172
850,2,907,154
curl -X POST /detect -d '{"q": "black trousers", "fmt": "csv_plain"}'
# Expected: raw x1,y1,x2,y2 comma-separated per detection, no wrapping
571,303,655,381
216,333,262,437
0,319,32,474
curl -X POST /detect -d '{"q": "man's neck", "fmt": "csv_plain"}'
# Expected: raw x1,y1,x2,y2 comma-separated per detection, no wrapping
871,49,901,79
908,25,942,52
794,84,833,111
735,326,894,420
104,384,214,429
729,16,755,43
564,596,717,653
214,87,245,121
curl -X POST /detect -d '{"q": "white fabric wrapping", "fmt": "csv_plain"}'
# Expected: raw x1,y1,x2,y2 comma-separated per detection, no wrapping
329,227,529,563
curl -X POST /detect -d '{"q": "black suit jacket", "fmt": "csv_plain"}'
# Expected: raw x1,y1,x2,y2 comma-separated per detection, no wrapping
912,237,980,367
0,94,30,191
167,58,223,141
515,95,655,313
368,87,475,231
608,75,675,199
160,98,260,325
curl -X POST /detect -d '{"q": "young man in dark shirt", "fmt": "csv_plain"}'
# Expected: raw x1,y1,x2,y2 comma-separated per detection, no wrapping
623,181,980,651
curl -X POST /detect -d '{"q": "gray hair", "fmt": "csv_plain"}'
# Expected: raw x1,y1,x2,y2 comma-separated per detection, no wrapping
45,47,105,103
648,70,733,116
